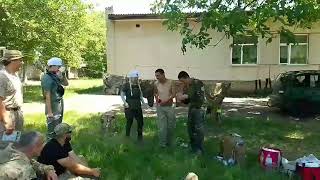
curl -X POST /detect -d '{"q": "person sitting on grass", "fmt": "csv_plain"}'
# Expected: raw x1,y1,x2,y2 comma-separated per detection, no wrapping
38,123,100,179
0,131,58,180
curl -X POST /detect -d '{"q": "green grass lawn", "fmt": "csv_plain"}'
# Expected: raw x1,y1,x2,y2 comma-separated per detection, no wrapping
23,79,104,103
24,110,320,180
22,78,320,179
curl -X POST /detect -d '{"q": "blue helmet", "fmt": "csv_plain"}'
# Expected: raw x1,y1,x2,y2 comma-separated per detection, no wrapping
47,57,63,66
127,70,140,78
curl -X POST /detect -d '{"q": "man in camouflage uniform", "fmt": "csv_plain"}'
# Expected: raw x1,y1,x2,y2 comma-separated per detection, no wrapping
177,71,206,154
0,131,58,180
0,50,24,134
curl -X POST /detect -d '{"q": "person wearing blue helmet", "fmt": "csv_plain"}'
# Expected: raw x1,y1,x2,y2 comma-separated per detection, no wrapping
41,57,69,139
120,70,146,142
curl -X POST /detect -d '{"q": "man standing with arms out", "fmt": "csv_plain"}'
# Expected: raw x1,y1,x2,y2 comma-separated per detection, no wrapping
0,50,24,134
154,69,176,147
41,57,69,139
177,71,206,154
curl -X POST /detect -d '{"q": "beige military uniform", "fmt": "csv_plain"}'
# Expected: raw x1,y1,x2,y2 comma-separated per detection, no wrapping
0,143,55,179
0,69,24,132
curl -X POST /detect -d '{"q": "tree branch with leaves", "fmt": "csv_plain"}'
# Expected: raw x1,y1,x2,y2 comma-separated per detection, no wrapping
151,0,320,53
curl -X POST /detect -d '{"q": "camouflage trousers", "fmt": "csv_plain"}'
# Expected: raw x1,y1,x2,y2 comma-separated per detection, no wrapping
46,116,62,140
188,108,205,153
156,106,176,147
59,171,99,180
0,109,24,133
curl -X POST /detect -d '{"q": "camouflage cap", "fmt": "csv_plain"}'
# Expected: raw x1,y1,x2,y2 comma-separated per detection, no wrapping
2,50,23,61
53,123,73,137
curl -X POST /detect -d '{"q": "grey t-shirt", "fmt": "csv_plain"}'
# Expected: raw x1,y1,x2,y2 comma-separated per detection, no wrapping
0,70,23,108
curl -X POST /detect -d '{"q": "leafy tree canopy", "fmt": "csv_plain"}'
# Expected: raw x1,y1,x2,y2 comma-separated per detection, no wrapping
0,0,106,76
151,0,320,53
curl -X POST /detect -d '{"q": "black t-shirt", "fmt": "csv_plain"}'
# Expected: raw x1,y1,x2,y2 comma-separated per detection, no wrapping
38,139,72,175
121,82,142,109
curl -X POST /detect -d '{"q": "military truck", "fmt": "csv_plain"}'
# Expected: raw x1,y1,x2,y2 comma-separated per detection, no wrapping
268,70,320,116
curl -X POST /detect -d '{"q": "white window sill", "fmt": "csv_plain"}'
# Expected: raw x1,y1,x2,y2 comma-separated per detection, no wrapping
231,64,258,67
279,63,309,66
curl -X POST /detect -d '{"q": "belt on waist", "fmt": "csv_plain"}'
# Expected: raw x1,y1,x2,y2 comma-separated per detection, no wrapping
5,107,21,111
159,104,173,107
190,106,205,109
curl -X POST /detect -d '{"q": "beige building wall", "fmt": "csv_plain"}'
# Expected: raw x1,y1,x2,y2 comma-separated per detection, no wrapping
107,19,320,83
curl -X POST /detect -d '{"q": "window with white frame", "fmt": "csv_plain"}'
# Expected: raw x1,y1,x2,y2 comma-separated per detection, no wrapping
232,36,258,65
280,35,308,64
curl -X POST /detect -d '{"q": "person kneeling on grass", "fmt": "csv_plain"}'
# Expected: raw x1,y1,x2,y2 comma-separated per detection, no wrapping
38,123,101,179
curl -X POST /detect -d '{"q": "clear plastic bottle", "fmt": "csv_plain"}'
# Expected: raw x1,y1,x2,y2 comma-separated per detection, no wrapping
265,154,273,170
47,114,62,125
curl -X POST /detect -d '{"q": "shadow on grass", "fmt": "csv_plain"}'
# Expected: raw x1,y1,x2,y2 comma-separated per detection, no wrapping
24,110,320,179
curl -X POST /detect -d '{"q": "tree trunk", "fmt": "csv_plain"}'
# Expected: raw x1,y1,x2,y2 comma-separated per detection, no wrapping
21,62,28,83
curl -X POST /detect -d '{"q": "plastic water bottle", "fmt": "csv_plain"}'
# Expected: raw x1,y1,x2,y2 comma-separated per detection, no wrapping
47,114,62,125
265,154,273,171
1,131,21,142
228,158,235,166
53,114,62,120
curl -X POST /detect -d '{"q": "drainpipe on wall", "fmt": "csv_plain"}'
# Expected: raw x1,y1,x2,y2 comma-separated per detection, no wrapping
105,6,114,75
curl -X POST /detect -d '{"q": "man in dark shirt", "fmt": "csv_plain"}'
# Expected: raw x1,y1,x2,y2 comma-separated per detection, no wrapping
38,123,100,179
120,70,146,141
177,71,206,155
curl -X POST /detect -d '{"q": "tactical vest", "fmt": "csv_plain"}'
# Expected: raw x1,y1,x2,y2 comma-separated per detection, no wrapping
123,83,142,109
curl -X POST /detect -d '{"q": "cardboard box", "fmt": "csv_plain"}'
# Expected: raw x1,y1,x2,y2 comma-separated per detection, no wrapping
220,133,246,167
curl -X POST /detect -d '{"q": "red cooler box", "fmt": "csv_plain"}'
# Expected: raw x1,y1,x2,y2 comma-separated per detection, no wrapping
297,162,320,180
